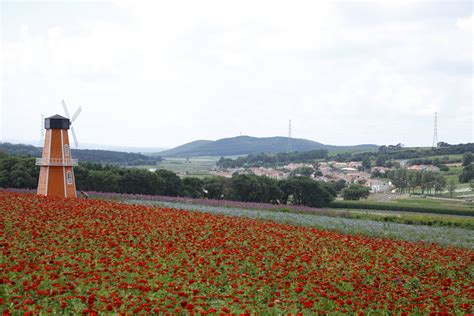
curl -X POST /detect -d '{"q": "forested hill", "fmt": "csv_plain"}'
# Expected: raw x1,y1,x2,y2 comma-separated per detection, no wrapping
0,142,162,166
158,136,378,157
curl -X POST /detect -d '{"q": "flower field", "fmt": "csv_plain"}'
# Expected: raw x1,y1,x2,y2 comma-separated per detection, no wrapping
1,192,473,314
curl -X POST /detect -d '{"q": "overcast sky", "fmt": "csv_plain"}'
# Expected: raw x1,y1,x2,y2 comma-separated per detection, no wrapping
1,0,473,149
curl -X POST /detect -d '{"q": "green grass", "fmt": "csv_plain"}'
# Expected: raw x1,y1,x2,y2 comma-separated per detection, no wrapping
274,205,474,229
346,211,474,229
329,197,474,216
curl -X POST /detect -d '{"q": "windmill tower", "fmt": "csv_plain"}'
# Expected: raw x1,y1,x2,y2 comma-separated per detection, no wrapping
36,100,82,198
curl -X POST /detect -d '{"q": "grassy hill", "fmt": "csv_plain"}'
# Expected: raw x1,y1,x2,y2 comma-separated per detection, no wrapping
0,142,162,166
158,136,378,157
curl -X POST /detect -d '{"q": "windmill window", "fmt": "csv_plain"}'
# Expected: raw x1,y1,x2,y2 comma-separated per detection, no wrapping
66,171,73,185
64,144,70,157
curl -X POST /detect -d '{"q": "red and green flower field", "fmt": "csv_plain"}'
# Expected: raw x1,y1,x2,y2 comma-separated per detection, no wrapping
1,191,473,314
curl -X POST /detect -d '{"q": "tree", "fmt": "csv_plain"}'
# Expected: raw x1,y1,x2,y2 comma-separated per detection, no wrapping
230,174,266,203
293,166,314,177
118,169,164,195
181,177,204,198
433,174,446,196
388,168,409,194
361,156,371,172
156,169,182,196
279,177,335,207
421,171,436,195
333,179,346,193
459,164,474,183
462,152,473,167
0,156,37,189
447,178,457,198
342,185,370,200
203,177,229,199
375,154,386,167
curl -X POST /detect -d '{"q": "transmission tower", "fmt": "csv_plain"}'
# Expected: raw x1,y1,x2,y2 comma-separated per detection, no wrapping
39,114,44,147
432,112,438,148
286,120,292,153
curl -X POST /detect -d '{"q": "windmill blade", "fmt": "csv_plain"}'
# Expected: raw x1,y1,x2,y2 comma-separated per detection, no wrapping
71,126,79,148
71,106,82,122
62,99,71,118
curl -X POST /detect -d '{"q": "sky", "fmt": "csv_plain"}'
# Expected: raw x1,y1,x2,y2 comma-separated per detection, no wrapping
1,0,473,149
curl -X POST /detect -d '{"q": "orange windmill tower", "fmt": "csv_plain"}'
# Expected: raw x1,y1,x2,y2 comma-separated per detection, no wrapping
36,100,82,198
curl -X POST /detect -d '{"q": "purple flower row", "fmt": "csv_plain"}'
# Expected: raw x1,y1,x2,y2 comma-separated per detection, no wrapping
86,191,325,213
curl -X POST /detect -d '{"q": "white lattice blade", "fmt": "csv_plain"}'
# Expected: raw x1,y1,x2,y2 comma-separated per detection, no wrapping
62,99,71,118
71,126,79,148
71,106,82,122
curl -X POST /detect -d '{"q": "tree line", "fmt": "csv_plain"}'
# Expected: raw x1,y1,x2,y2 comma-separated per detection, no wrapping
0,142,162,166
332,143,473,163
216,150,328,168
216,143,472,170
0,151,337,207
387,168,446,195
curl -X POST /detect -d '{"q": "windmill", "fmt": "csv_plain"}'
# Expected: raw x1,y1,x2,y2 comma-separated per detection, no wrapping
36,100,83,198
61,99,82,148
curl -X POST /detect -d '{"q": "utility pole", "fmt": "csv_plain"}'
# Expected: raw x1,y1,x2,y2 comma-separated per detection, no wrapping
432,112,438,148
286,120,292,153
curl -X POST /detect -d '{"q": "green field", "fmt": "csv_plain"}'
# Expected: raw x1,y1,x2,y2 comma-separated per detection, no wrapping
136,156,221,178
422,153,464,161
330,196,474,216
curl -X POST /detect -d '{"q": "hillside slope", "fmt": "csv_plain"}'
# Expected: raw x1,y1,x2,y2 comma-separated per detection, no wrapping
0,142,162,166
158,136,378,157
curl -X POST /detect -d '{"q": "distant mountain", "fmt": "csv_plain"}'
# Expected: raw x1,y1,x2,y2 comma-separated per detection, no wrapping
158,136,378,157
155,140,213,157
0,142,162,166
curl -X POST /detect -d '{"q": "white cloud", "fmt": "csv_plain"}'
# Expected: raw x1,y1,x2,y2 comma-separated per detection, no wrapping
1,1,472,147
457,14,473,32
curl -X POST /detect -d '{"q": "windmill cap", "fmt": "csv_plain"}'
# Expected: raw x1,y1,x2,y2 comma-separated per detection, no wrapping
45,114,71,130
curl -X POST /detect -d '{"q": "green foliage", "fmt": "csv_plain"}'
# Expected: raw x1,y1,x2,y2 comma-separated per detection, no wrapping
388,169,446,195
375,154,386,167
447,178,457,198
0,154,38,189
217,150,328,168
203,177,229,199
342,184,370,200
155,169,182,196
462,152,473,166
459,164,474,183
334,143,474,163
361,156,371,171
334,179,347,192
160,136,376,157
0,151,340,208
181,177,204,198
0,142,162,166
293,166,314,177
329,200,474,216
229,174,284,204
73,149,162,166
279,177,335,207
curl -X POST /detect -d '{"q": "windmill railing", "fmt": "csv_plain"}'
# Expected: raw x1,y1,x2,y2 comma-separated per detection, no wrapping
35,158,78,166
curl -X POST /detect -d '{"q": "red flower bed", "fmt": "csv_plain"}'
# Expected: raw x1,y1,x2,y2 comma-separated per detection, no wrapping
0,191,472,314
